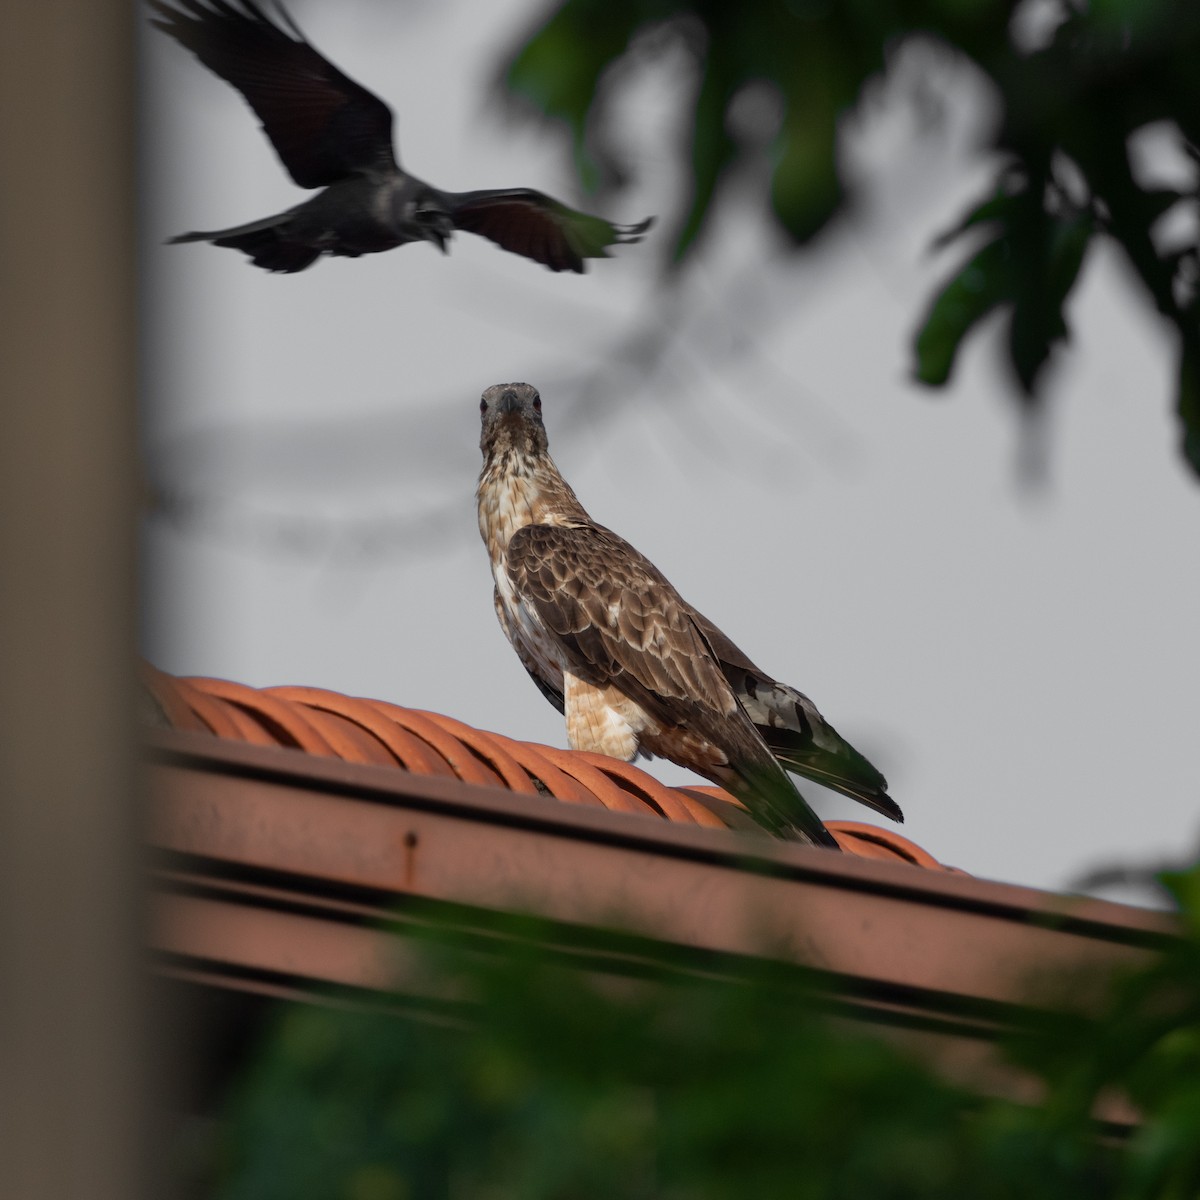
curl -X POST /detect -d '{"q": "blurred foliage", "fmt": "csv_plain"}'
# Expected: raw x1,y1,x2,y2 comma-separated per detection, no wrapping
502,0,1200,478
210,863,1200,1199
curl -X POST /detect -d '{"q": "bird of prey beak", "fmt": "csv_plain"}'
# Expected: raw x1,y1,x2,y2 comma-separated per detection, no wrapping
477,383,903,847
150,0,654,274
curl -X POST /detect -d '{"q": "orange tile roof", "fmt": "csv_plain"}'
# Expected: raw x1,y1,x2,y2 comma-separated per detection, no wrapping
140,663,952,871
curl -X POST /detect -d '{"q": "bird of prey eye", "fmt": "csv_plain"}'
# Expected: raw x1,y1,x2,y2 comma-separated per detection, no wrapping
476,383,903,847
149,0,653,274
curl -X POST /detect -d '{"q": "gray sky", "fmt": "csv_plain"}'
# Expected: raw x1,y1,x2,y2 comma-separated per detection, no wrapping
142,0,1200,899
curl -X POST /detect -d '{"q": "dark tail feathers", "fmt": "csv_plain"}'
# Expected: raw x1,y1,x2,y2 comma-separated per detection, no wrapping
169,216,320,273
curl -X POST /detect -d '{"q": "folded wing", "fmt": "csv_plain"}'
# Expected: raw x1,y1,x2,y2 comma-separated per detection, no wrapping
506,522,836,843
696,615,903,823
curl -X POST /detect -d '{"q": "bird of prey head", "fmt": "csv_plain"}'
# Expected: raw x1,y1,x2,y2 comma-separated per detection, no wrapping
479,383,549,463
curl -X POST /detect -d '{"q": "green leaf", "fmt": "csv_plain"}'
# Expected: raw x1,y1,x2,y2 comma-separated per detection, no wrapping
1177,341,1200,479
672,49,740,261
917,173,1093,396
1008,212,1093,394
931,179,1023,250
769,86,841,246
914,236,1014,386
1159,862,1200,929
503,0,644,191
1141,187,1189,226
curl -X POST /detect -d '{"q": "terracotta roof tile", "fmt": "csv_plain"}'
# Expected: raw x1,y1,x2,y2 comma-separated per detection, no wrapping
189,676,339,755
142,665,953,871
357,699,505,787
266,687,456,777
493,736,625,810
408,709,543,796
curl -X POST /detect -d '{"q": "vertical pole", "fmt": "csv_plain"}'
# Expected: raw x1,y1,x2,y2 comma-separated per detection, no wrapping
0,1,143,1197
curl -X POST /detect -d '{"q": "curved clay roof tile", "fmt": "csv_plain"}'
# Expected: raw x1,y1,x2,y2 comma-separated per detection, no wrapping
188,677,339,757
358,699,505,788
515,741,649,814
266,686,456,777
172,677,268,744
409,709,542,796
142,666,952,872
571,751,719,826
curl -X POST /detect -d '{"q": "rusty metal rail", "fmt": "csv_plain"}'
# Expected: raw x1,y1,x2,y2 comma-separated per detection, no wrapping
147,732,1175,1000
145,729,1183,1125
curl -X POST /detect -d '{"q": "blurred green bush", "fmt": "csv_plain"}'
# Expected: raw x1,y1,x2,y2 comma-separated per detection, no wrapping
210,864,1200,1199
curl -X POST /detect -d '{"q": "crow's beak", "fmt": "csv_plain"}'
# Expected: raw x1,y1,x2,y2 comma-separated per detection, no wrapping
416,216,450,254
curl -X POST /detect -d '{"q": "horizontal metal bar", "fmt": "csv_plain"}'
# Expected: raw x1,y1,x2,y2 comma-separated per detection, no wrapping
146,731,1177,1022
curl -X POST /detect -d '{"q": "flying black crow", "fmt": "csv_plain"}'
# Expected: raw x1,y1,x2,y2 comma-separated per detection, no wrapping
151,0,653,274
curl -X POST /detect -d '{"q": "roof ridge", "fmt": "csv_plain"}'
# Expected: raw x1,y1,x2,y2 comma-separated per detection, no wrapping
140,663,951,871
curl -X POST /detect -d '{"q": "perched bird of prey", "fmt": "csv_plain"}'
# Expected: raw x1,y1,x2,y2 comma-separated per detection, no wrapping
476,383,902,847
150,0,652,274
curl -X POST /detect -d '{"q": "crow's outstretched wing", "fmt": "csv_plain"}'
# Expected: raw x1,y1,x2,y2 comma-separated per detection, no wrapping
150,0,397,187
438,188,652,272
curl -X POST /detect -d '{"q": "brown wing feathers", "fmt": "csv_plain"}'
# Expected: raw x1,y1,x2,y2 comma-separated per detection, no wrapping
508,524,733,715
443,191,654,273
450,195,581,274
506,523,838,845
694,612,903,823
